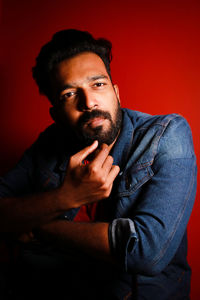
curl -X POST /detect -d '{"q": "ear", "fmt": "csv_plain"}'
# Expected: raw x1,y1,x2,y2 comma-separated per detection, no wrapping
113,84,120,103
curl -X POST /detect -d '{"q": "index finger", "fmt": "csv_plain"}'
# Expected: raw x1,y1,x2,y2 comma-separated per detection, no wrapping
74,140,99,164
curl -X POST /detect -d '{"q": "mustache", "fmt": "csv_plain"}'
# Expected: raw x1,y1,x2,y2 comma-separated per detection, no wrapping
78,110,112,127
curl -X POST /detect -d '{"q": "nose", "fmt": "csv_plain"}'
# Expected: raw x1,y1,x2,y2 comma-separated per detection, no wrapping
78,89,98,111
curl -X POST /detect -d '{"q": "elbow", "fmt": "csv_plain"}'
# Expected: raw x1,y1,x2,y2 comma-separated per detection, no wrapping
125,239,170,276
126,255,167,276
138,261,166,276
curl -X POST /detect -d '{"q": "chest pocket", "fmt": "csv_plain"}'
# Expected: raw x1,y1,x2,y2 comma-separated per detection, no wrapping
118,165,154,196
113,165,154,218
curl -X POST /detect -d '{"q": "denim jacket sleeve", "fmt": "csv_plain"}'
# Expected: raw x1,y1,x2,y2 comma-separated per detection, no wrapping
109,115,197,276
0,124,63,198
0,148,35,198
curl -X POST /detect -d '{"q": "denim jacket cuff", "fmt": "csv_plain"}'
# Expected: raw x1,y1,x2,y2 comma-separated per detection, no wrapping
108,218,138,271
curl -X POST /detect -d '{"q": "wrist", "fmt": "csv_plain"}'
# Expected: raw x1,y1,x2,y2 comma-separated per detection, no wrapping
55,185,76,211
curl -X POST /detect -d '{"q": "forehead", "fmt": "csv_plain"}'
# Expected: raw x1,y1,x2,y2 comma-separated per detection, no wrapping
54,52,109,85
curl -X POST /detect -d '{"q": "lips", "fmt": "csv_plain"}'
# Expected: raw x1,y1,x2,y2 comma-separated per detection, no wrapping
78,109,112,131
87,117,105,128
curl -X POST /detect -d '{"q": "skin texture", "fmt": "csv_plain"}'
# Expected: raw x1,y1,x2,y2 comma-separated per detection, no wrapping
1,52,121,263
50,52,121,147
38,53,121,260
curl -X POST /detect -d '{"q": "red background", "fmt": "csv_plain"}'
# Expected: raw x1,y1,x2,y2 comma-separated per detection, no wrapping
1,0,200,298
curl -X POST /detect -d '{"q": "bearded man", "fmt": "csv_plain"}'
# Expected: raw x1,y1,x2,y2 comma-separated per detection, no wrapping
0,29,197,299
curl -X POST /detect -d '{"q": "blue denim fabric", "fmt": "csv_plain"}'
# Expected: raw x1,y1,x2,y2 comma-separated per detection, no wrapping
0,109,197,299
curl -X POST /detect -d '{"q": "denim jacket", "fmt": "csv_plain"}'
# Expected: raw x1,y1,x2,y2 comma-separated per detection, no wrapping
0,109,197,299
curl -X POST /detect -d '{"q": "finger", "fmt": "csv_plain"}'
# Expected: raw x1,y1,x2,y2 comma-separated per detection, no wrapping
90,144,110,169
73,140,98,164
101,155,114,177
106,165,120,184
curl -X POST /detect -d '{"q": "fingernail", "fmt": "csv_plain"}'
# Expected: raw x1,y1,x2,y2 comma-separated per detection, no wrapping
93,140,98,147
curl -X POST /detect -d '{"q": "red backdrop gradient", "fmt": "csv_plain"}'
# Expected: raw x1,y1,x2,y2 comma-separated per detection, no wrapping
1,0,200,298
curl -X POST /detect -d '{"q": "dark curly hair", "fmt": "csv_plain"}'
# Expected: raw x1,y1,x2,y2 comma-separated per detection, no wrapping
32,29,113,103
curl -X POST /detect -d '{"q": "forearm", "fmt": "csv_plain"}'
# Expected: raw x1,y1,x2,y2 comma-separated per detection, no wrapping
37,220,116,264
0,143,119,236
0,188,73,233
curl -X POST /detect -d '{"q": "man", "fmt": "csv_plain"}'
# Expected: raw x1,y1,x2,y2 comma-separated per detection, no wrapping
0,29,197,299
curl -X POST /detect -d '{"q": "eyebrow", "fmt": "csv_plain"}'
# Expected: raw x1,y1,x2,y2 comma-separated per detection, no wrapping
88,75,109,81
59,75,109,93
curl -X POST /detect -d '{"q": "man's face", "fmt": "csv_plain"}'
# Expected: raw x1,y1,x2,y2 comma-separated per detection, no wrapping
50,52,122,147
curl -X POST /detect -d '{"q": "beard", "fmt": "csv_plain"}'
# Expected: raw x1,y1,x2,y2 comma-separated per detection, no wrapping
75,101,122,147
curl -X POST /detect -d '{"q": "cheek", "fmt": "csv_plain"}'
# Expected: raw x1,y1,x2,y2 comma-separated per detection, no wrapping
109,96,120,115
62,104,80,126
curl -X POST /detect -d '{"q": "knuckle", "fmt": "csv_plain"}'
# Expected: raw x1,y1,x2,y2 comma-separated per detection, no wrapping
108,155,114,163
88,165,98,175
115,165,120,173
101,143,109,151
101,144,109,155
99,176,106,185
101,182,110,195
69,156,74,164
112,165,120,173
69,155,76,165
103,181,109,190
103,189,111,198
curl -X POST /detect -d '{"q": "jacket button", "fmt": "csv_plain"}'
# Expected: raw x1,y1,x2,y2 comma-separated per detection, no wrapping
125,175,132,189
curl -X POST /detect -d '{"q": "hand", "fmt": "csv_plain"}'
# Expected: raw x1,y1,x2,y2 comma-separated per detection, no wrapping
59,141,120,209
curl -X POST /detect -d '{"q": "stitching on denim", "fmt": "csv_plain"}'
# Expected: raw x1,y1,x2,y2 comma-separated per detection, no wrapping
132,116,176,171
118,172,153,197
136,158,154,170
137,114,179,131
151,158,196,267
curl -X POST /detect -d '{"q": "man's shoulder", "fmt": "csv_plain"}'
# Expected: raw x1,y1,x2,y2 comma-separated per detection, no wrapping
122,108,184,130
122,108,195,162
122,108,193,144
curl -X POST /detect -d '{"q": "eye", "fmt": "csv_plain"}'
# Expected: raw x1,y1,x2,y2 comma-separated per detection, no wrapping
61,91,76,100
94,82,106,88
